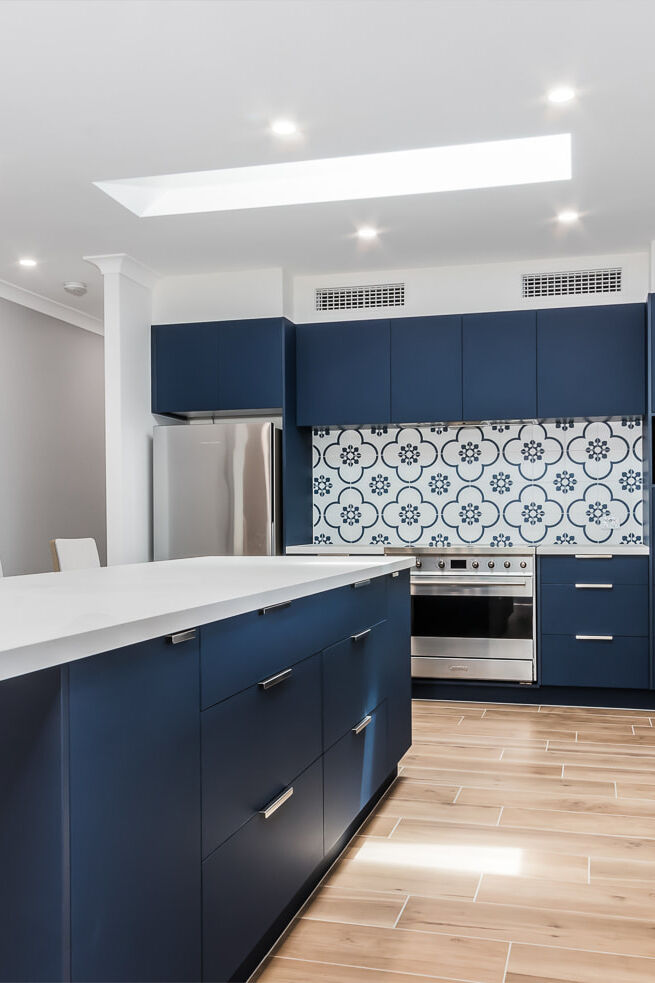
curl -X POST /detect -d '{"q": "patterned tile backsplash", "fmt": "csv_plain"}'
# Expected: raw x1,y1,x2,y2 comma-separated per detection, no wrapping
311,418,645,548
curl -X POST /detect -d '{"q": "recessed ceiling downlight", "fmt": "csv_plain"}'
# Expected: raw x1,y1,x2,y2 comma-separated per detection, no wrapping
547,86,576,104
270,118,298,136
19,257,37,267
357,226,379,240
557,209,579,223
94,133,572,218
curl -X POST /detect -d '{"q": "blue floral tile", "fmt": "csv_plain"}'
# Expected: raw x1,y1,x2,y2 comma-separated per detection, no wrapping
311,417,646,548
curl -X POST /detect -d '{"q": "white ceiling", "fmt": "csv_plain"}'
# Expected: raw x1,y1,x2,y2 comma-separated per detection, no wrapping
1,0,654,319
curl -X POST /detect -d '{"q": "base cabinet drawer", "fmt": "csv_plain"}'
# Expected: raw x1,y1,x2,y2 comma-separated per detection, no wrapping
323,702,389,853
540,555,648,586
540,584,648,637
201,652,322,857
540,635,649,689
202,758,323,983
322,621,389,750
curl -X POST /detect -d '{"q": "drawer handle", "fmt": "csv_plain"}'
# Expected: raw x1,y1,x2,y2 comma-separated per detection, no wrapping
353,714,372,735
258,667,293,690
576,635,614,642
351,628,372,643
167,629,196,645
575,583,613,590
259,786,294,819
352,579,371,589
574,554,613,560
259,600,292,616
392,571,400,578
448,665,470,672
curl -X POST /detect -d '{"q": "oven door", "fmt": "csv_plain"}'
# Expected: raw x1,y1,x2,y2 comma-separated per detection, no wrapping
411,575,534,664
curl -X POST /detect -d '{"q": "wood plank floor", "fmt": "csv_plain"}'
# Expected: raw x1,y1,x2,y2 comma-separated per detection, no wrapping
253,700,655,983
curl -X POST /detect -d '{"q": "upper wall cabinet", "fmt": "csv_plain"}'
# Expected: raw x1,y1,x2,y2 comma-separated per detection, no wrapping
537,304,646,418
390,316,462,423
296,320,391,426
463,311,537,421
152,318,284,415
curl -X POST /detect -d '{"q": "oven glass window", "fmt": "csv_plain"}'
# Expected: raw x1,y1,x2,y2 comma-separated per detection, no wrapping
412,595,532,640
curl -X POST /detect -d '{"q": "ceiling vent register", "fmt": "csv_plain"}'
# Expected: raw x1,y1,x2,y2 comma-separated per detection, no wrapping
315,282,405,312
522,267,622,299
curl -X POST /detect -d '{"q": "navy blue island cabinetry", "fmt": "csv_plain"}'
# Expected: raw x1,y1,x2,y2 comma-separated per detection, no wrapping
0,568,411,983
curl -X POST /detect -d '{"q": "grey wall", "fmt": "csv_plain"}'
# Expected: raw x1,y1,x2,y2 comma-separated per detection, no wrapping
0,299,106,575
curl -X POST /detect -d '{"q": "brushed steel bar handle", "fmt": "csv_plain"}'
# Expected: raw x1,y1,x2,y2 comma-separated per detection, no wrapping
258,667,293,690
259,786,294,819
392,571,400,578
351,628,372,642
167,629,197,645
259,600,292,615
353,714,372,735
574,554,613,560
575,583,613,589
576,635,614,641
352,579,371,589
448,665,470,672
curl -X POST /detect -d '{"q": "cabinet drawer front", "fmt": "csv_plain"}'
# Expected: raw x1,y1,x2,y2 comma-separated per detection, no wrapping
323,620,389,750
540,555,648,586
540,634,649,689
540,584,648,637
201,578,387,709
202,758,323,983
323,701,389,853
201,652,322,857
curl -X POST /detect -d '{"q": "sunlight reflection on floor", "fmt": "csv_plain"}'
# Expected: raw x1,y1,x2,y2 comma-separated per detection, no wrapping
351,839,523,875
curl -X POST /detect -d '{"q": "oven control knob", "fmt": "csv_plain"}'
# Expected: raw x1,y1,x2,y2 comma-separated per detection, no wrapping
488,560,495,569
520,561,527,569
438,560,446,569
415,558,422,568
472,560,479,569
504,560,511,569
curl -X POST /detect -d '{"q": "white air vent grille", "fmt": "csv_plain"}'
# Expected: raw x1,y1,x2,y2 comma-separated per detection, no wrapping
522,268,622,299
315,282,405,311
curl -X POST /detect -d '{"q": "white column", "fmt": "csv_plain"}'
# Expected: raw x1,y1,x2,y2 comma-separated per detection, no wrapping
85,254,158,565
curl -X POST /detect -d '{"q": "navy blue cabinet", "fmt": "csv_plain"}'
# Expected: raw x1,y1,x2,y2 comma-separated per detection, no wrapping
539,555,649,689
386,570,412,767
390,316,462,422
322,620,389,750
68,634,201,983
152,318,284,414
463,311,537,421
537,304,646,418
296,319,391,425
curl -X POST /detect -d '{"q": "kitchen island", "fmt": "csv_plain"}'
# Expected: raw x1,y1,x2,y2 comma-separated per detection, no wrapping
0,555,413,983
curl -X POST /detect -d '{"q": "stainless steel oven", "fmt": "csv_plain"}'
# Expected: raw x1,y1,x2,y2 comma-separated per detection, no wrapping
390,548,536,683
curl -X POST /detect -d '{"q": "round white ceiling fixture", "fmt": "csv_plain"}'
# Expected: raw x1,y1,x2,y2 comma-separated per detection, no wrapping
547,85,576,104
19,257,37,267
270,118,298,136
356,226,379,240
63,281,88,296
557,209,579,223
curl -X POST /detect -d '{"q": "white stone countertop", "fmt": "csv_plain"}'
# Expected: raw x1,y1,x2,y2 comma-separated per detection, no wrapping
0,555,415,683
287,543,649,557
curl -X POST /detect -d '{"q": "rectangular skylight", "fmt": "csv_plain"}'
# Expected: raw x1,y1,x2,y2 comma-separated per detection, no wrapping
95,133,571,217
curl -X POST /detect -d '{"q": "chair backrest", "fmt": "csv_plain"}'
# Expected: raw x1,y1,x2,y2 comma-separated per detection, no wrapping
50,538,101,572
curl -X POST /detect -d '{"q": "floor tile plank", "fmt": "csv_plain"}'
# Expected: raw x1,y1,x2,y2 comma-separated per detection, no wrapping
506,943,655,983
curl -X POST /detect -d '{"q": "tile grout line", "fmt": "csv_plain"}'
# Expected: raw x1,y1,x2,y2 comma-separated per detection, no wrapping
387,816,402,838
391,893,410,929
502,942,512,983
587,855,591,884
496,806,504,827
453,787,462,803
473,872,484,902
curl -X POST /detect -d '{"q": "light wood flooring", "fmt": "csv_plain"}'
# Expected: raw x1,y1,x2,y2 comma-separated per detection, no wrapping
254,699,655,983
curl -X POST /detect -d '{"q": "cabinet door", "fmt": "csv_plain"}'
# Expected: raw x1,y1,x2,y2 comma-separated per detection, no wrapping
386,570,412,768
463,311,536,420
296,319,391,425
202,759,323,983
68,634,201,983
540,635,649,688
537,304,646,418
216,318,283,410
322,620,389,750
152,322,219,414
390,316,462,423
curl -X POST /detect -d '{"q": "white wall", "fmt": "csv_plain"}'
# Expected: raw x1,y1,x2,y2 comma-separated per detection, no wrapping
0,297,106,575
292,251,649,323
152,268,288,324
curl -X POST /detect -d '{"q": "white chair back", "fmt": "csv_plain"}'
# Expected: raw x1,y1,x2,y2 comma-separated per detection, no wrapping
50,538,101,572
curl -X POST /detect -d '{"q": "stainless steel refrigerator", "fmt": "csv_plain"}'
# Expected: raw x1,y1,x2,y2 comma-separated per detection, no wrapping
153,421,281,560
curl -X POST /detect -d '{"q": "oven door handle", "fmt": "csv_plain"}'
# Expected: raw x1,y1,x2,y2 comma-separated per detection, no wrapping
411,577,530,589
